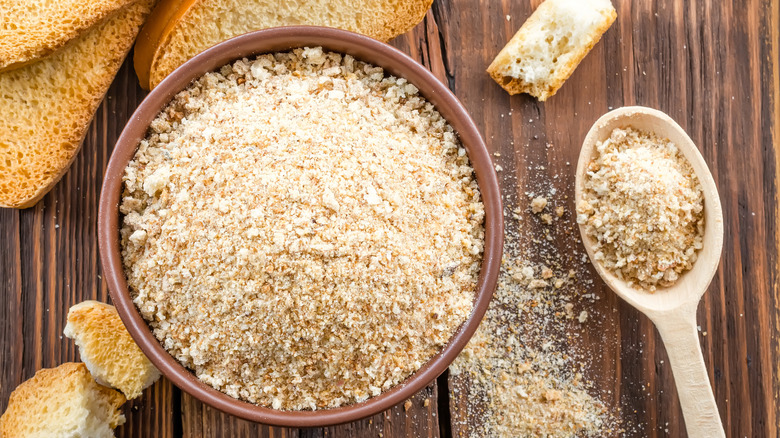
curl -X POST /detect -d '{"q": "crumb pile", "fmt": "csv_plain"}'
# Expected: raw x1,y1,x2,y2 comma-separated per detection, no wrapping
120,48,485,410
576,127,704,291
451,193,619,437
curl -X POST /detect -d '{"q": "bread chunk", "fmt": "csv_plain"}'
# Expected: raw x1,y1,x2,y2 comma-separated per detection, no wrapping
64,301,161,400
0,363,125,438
0,0,155,208
135,0,433,89
487,0,616,101
0,0,136,71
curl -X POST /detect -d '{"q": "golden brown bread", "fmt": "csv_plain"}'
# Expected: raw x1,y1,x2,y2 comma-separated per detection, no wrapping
0,0,136,71
64,301,161,400
135,0,433,89
0,363,126,438
0,0,156,209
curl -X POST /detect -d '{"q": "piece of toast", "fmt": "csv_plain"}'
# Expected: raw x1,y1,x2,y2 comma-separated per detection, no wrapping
0,363,126,438
135,0,433,89
487,0,616,101
0,0,137,72
64,301,161,400
0,0,156,209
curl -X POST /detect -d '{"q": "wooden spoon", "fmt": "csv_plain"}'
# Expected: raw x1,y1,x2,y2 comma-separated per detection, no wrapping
575,106,725,438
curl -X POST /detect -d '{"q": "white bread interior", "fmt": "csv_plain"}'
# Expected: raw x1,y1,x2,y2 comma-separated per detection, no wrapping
487,0,616,101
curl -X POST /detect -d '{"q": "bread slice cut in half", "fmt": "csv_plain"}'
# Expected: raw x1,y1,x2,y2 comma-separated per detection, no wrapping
64,301,161,400
135,0,432,89
0,363,126,438
0,0,136,72
487,0,616,101
0,0,155,209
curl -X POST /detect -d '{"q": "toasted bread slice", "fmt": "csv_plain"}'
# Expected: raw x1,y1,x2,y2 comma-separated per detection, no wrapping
0,0,136,72
64,301,161,400
0,0,155,209
487,0,616,101
135,0,432,89
0,363,125,438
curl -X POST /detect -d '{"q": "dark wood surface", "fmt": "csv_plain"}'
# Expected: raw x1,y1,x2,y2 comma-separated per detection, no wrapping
1,0,778,436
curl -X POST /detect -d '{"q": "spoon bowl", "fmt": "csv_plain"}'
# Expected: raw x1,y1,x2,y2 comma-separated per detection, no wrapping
575,106,725,438
575,106,724,314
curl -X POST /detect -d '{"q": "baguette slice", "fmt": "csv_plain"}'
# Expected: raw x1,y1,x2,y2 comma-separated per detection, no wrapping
135,0,432,89
0,0,137,72
487,0,616,101
0,363,126,438
64,301,161,400
0,0,155,209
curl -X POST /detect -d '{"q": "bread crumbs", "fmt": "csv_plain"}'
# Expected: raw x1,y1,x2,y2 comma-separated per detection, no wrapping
576,127,704,291
120,47,484,410
530,196,548,213
450,139,624,437
451,197,619,438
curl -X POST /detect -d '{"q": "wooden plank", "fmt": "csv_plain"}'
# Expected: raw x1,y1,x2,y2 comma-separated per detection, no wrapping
446,0,780,437
181,393,297,438
770,0,780,434
0,208,22,414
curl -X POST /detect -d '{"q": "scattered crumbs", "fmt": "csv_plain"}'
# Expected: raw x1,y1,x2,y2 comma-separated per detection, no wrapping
576,127,704,291
541,213,553,225
451,181,622,437
530,196,548,213
564,303,575,318
495,164,504,172
493,152,502,157
506,14,511,21
404,400,412,411
556,206,565,217
529,279,548,289
423,398,430,407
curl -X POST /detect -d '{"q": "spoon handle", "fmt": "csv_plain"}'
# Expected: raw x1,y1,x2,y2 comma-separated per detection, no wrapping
652,304,725,438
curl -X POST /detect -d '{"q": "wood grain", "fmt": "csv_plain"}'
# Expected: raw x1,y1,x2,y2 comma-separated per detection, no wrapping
444,0,780,437
0,0,777,437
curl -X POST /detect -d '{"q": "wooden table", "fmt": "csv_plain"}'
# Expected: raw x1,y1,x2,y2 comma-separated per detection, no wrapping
1,0,778,436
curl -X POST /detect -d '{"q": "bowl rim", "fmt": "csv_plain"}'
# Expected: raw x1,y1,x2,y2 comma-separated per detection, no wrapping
98,26,503,427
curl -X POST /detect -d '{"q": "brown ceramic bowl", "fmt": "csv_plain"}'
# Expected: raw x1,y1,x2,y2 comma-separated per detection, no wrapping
98,26,503,427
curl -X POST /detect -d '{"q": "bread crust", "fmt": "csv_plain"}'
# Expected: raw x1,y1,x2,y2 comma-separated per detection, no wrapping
0,0,136,72
137,0,433,89
0,0,155,209
486,0,616,101
133,0,196,89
